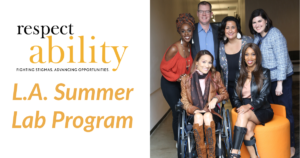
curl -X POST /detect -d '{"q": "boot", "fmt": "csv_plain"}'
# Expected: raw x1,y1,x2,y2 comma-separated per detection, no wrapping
193,124,206,158
244,135,260,158
230,126,247,158
205,121,216,158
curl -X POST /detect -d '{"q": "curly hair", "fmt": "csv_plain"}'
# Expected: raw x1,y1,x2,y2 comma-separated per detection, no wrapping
176,13,195,33
218,16,243,44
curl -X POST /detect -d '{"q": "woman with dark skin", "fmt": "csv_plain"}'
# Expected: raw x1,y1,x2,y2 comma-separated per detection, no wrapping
160,13,195,144
229,43,274,158
181,50,228,158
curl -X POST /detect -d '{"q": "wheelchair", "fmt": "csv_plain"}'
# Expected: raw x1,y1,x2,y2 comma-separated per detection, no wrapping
176,99,232,158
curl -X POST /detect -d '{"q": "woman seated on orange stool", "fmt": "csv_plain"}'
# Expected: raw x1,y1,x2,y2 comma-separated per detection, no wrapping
230,43,274,158
180,50,229,158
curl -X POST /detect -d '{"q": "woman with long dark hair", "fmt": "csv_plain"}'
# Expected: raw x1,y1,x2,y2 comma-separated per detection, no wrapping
218,16,253,108
181,50,228,158
229,43,274,158
249,9,295,156
160,13,195,144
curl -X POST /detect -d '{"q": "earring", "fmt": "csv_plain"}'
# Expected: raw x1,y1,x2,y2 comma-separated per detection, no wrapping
223,36,227,41
181,38,183,44
237,32,242,39
266,23,268,26
192,38,194,44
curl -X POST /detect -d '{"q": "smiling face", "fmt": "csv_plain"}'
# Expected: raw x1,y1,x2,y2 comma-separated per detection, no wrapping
252,15,267,34
225,21,238,40
197,4,212,25
245,47,257,67
180,23,193,43
196,54,212,74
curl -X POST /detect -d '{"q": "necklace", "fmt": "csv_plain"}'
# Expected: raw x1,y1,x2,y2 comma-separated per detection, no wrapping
181,43,190,70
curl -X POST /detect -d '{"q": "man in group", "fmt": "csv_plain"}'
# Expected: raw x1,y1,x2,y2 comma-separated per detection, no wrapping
191,2,220,158
191,1,220,72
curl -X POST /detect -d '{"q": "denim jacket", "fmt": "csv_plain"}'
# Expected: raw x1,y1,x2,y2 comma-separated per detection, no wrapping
253,27,293,82
219,36,253,90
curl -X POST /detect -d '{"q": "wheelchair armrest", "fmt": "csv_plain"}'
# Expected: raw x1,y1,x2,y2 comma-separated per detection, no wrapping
175,99,183,112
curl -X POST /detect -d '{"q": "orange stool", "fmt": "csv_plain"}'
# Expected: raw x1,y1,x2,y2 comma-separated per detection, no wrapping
231,104,290,158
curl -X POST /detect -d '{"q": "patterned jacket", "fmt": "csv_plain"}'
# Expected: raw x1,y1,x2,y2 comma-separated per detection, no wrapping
253,27,293,82
219,36,253,90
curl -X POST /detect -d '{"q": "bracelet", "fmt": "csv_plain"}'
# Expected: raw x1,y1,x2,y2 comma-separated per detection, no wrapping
177,76,182,82
177,74,186,82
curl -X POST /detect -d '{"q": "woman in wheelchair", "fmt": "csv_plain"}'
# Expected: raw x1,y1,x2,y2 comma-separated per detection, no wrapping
180,50,229,158
230,43,274,158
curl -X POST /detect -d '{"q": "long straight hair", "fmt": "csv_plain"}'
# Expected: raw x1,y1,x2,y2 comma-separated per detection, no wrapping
236,43,265,100
190,50,217,88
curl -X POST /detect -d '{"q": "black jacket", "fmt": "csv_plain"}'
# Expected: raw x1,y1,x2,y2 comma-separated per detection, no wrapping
232,68,271,111
191,23,220,72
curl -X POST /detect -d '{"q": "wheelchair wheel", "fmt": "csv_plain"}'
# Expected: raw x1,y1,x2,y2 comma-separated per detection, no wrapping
185,132,197,158
220,107,225,117
177,110,186,158
226,109,232,148
222,109,231,156
177,111,182,146
221,140,227,158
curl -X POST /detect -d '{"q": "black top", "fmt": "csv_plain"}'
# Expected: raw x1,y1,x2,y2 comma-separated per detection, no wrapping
232,68,272,112
226,51,240,87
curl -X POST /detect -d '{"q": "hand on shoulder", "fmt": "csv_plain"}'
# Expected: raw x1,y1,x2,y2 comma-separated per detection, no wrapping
179,74,189,82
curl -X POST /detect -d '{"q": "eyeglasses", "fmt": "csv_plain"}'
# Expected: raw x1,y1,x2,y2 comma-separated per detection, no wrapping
198,10,211,14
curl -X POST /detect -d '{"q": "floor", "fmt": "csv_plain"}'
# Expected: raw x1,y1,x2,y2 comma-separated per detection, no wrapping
151,74,299,158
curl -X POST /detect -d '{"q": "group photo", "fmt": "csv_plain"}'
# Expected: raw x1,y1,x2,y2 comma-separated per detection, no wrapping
150,0,299,158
